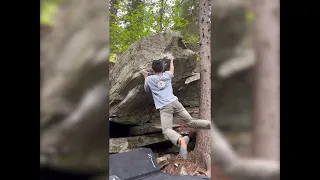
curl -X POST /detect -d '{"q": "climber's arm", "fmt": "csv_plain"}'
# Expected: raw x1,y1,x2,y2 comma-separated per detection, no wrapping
144,76,150,92
169,55,174,74
142,70,150,92
144,83,150,92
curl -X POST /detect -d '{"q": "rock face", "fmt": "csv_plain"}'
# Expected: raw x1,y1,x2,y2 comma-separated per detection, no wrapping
109,32,198,125
109,0,255,130
109,134,166,154
108,32,204,154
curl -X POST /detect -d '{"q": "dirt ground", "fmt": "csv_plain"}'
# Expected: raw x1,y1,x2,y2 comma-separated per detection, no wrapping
158,122,250,179
160,151,206,176
159,151,230,180
160,123,238,179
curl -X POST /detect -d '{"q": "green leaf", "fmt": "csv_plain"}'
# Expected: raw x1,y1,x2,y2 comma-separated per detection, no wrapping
40,1,59,26
246,11,255,22
110,0,194,55
109,53,117,62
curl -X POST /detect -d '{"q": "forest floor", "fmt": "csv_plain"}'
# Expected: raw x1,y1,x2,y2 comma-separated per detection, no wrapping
159,151,229,180
155,123,251,180
160,151,207,176
154,124,231,179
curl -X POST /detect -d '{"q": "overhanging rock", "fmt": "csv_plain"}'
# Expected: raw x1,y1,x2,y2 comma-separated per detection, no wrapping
109,32,198,125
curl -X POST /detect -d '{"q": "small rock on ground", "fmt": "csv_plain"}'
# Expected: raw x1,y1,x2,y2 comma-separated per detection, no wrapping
179,166,188,176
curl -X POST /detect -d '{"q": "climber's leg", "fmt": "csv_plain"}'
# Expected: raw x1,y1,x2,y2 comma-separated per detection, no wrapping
160,102,189,159
173,100,211,129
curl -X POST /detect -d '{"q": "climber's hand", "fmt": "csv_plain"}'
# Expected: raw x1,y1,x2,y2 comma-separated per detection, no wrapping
142,70,148,78
169,54,174,61
165,53,174,61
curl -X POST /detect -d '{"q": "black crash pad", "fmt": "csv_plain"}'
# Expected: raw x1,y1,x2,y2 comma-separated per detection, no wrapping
109,148,209,180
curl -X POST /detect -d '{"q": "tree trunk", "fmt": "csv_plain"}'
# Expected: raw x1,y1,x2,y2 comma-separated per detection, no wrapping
109,0,118,24
193,0,211,174
159,0,164,32
252,0,280,160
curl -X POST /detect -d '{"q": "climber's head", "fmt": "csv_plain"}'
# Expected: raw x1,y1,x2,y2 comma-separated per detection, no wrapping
152,60,164,73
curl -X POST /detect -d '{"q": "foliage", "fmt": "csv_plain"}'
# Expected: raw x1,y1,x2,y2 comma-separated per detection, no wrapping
182,34,199,44
40,0,64,27
110,0,191,55
173,0,199,40
110,3,156,54
110,53,117,63
171,0,190,30
246,11,255,22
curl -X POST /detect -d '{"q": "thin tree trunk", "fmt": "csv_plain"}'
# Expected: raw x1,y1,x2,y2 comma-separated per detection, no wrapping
193,0,211,175
159,0,164,31
109,0,118,24
252,0,280,161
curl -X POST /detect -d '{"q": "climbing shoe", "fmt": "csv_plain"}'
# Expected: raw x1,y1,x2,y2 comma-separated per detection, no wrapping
178,136,190,160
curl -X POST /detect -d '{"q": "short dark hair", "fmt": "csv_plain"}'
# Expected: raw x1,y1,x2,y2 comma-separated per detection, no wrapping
152,60,164,73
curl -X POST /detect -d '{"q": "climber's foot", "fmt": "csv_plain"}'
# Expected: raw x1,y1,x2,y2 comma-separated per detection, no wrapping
178,136,190,160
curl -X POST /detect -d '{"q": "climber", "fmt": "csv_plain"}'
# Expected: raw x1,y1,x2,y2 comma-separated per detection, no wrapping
142,54,211,160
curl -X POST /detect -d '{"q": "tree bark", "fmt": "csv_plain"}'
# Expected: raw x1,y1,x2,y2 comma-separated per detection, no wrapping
252,0,280,160
193,0,211,175
159,0,164,31
109,0,118,24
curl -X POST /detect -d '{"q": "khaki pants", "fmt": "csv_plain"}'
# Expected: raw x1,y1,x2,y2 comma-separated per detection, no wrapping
160,100,210,145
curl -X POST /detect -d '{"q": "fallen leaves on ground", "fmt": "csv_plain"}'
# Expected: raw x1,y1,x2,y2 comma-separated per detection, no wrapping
158,151,230,180
159,122,232,179
160,151,208,176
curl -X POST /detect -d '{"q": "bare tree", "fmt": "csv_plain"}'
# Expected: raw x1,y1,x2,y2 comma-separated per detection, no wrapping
252,0,280,160
193,0,211,176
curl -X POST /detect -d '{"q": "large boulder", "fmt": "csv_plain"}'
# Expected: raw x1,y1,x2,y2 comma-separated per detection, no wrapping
109,32,198,125
109,134,166,153
109,0,255,132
